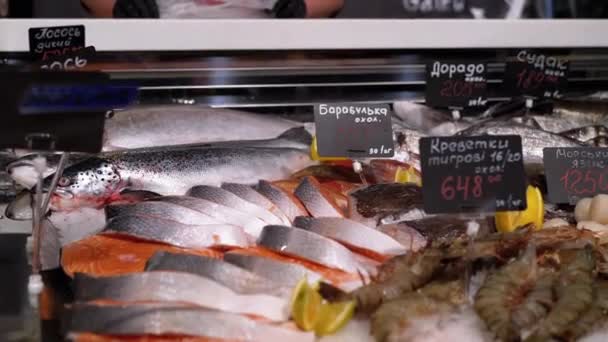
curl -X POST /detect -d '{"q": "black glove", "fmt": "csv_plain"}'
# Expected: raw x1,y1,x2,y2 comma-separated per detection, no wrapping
113,0,159,18
271,0,306,18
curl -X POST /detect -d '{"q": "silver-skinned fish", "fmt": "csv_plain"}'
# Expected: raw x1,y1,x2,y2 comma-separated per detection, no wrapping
67,303,314,342
221,182,291,225
103,105,303,151
103,215,251,249
8,127,311,190
223,252,324,287
73,272,290,321
43,147,312,211
257,225,371,274
150,196,267,238
293,217,407,257
187,185,284,225
145,251,290,297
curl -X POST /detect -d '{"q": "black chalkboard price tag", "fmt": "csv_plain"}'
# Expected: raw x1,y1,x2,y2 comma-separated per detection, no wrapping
38,46,96,71
314,103,394,158
29,25,85,61
425,60,487,108
544,147,608,204
504,50,569,99
420,135,527,214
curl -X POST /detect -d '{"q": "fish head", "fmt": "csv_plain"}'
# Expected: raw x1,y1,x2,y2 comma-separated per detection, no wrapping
7,154,57,189
44,157,123,211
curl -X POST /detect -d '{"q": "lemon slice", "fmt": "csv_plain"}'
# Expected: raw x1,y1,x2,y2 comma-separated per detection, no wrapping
314,300,357,336
310,136,349,162
394,166,422,186
495,185,544,233
291,278,322,331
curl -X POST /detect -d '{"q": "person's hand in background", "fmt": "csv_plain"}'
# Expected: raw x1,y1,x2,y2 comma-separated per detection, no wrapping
271,0,343,18
113,0,159,17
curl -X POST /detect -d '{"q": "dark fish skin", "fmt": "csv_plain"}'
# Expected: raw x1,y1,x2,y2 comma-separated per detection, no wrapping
145,251,290,296
103,215,251,249
105,201,219,225
257,225,367,274
66,303,314,341
43,147,312,211
256,180,308,223
223,252,324,287
347,183,423,226
72,272,289,321
294,176,344,218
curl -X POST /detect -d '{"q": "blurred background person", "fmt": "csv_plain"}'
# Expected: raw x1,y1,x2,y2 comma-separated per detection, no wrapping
81,0,343,18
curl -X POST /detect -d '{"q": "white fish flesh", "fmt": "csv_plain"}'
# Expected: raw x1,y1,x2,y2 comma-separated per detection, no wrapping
103,215,251,249
187,185,284,225
221,182,291,225
257,225,369,274
223,252,324,288
145,251,290,297
257,180,308,222
73,271,289,321
151,196,267,238
293,217,407,257
67,303,314,341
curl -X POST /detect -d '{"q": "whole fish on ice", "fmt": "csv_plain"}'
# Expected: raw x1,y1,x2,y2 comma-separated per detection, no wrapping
8,127,311,189
42,147,312,211
103,105,304,150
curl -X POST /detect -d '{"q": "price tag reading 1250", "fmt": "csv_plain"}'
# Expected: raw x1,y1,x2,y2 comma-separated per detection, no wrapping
544,148,608,204
314,103,394,158
504,50,569,99
425,60,487,108
420,135,527,214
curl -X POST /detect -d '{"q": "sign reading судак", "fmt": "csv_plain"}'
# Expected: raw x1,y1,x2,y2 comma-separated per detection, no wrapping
503,50,569,99
419,135,527,214
544,147,608,204
425,60,487,108
314,103,394,158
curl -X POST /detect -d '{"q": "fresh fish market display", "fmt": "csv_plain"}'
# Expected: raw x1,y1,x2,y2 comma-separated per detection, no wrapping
7,101,608,342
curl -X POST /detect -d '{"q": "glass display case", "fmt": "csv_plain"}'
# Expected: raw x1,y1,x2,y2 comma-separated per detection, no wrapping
1,19,608,342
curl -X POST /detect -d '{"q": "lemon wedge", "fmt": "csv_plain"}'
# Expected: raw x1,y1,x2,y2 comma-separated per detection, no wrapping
291,278,322,331
394,166,422,186
495,185,544,233
314,300,357,336
310,136,349,162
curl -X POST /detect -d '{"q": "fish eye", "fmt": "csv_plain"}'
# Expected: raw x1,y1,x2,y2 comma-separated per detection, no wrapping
58,177,71,187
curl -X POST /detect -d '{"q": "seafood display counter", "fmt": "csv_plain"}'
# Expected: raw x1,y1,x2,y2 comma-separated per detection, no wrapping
3,19,608,342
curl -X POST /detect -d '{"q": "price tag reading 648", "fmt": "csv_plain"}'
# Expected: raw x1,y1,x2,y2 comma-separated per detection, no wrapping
420,135,527,214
